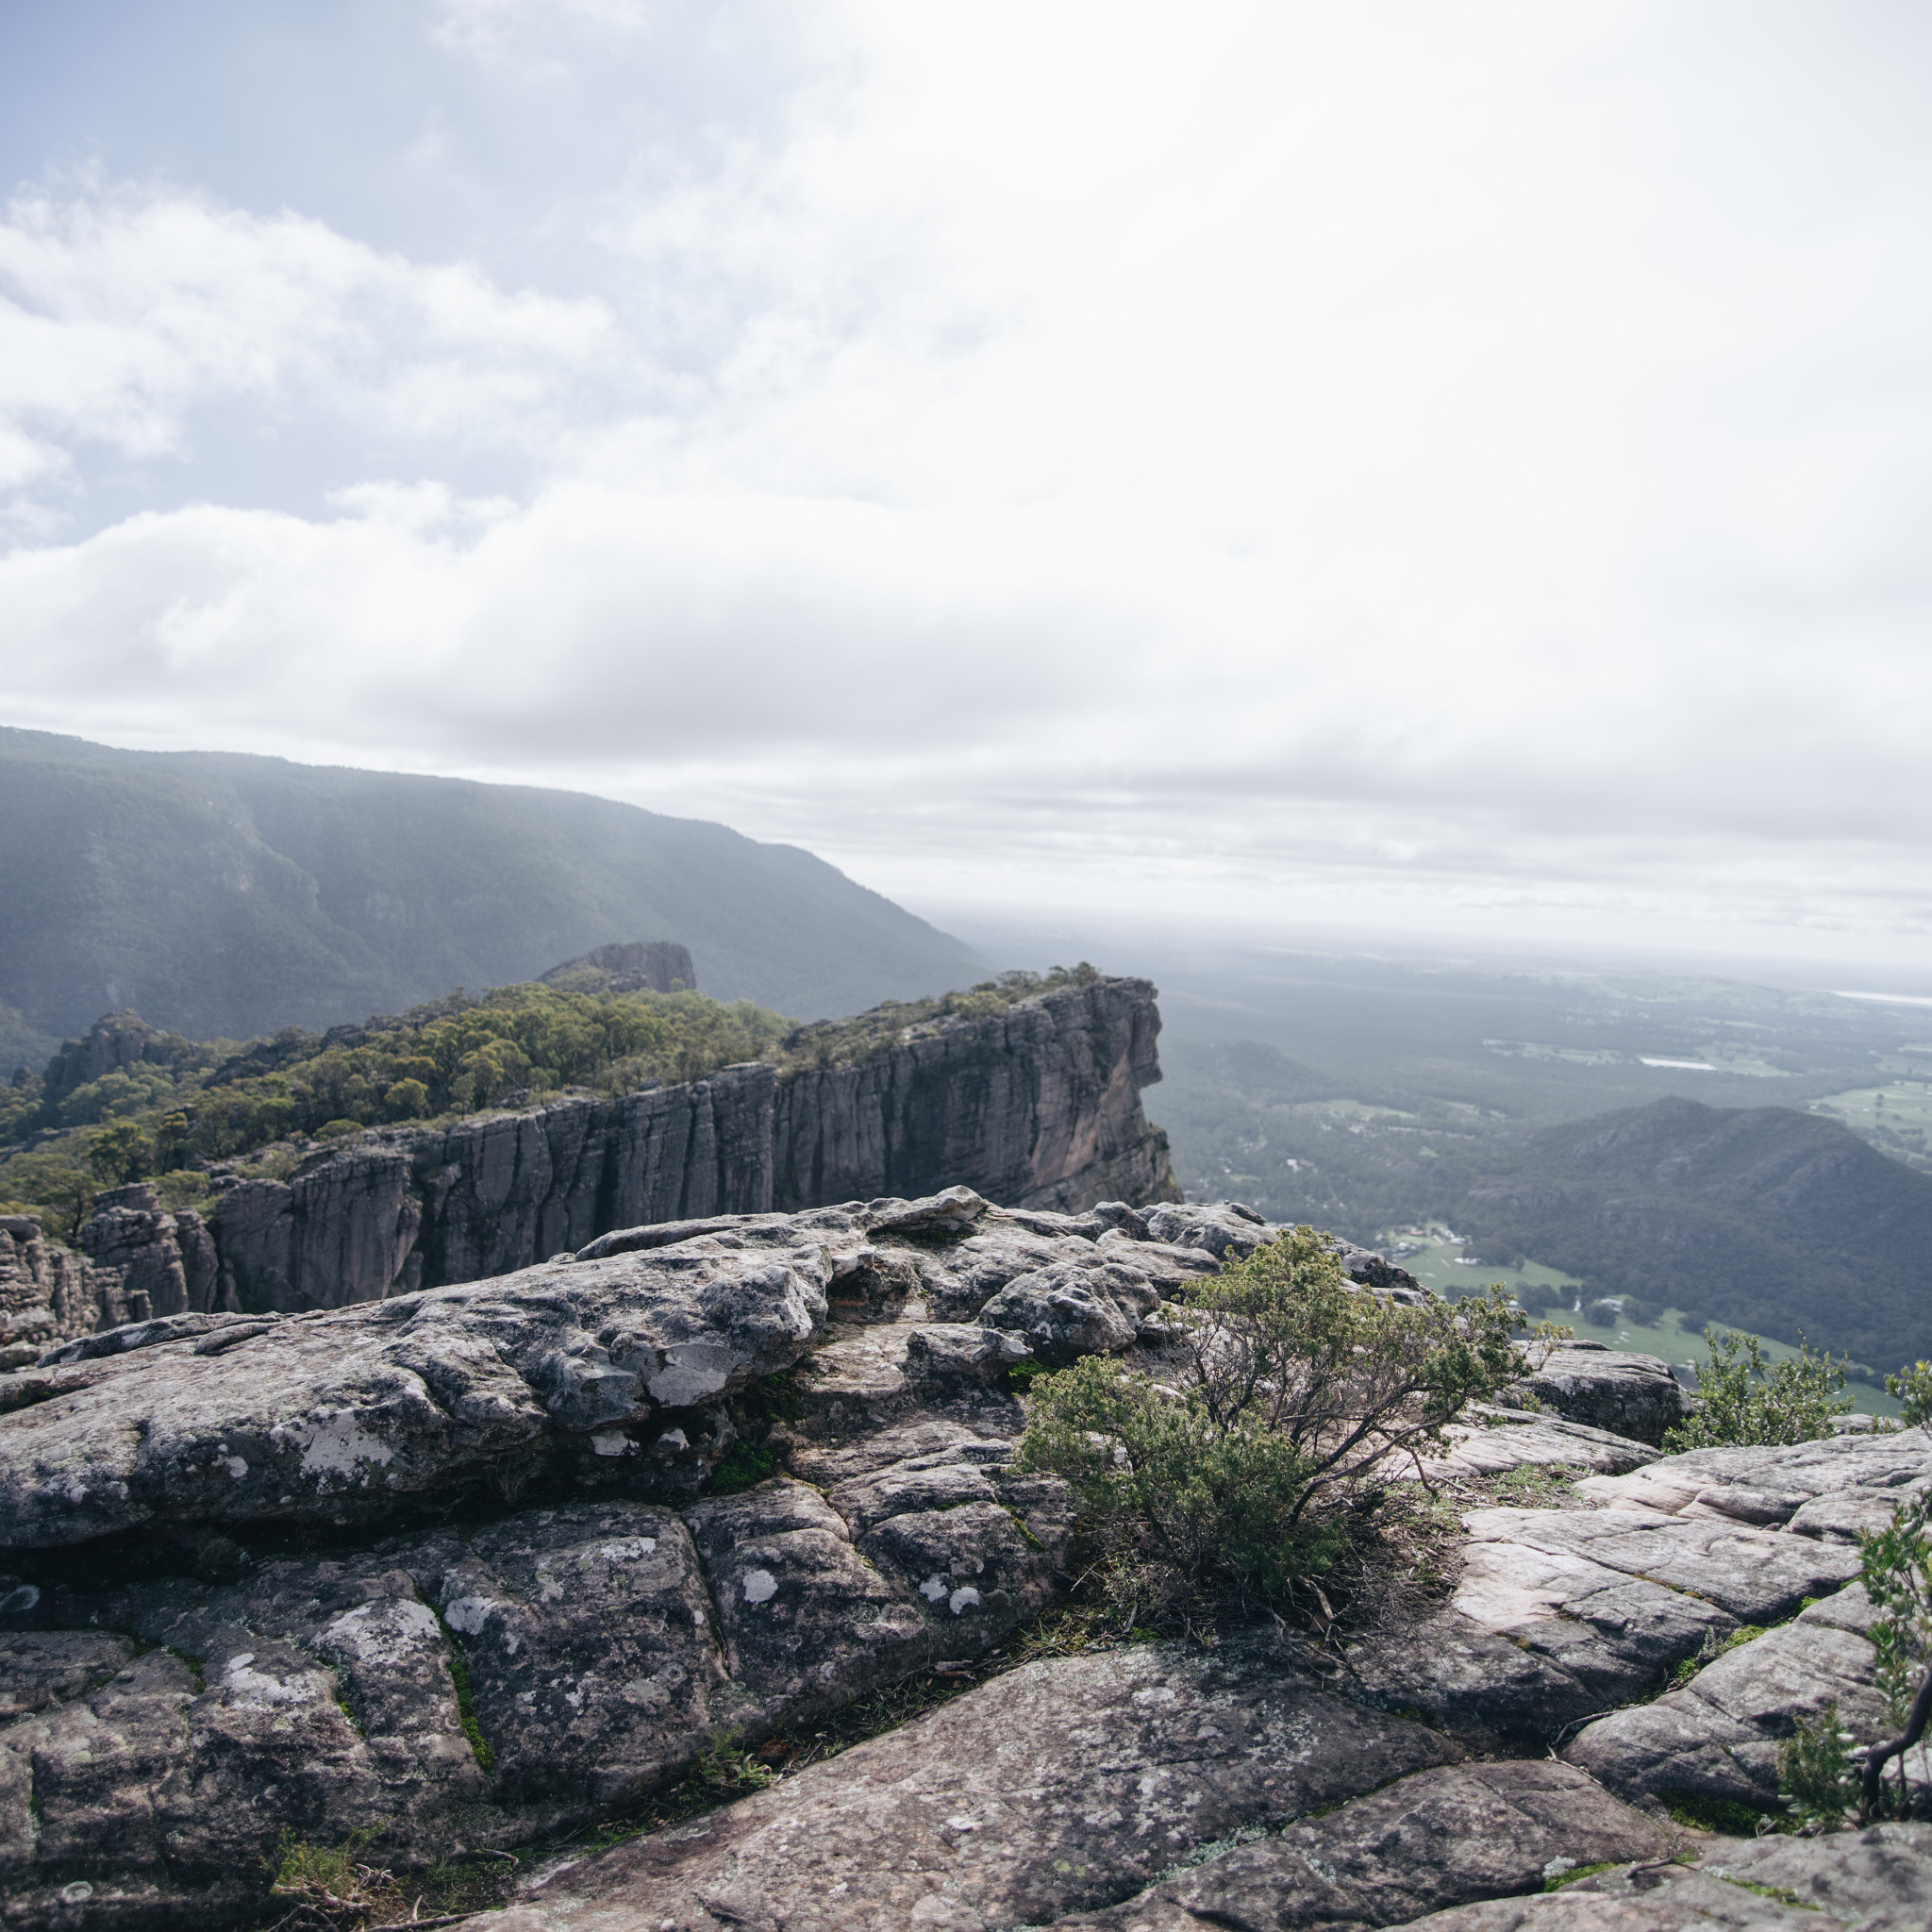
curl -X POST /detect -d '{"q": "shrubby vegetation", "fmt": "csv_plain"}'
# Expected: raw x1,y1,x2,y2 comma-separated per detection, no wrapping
780,965,1099,1073
1662,1328,1853,1452
0,982,795,1235
0,968,1095,1241
1855,1491,1932,1819
1015,1226,1541,1628
1886,1360,1932,1429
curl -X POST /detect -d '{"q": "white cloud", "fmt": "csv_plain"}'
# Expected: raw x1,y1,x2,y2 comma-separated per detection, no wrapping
0,183,621,492
5,1,1932,961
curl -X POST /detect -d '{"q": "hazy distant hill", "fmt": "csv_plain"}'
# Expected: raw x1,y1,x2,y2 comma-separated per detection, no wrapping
1457,1095,1932,1373
0,729,980,1048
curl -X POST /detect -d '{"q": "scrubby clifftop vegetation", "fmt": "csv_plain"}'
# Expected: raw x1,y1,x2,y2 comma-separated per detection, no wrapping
0,964,1108,1240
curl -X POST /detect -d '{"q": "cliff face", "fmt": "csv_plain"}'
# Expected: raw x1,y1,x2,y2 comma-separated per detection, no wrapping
772,973,1170,1212
28,976,1174,1325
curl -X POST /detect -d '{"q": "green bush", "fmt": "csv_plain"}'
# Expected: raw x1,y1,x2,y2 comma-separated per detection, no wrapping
1663,1328,1852,1452
1778,1699,1856,1829
1860,1491,1932,1733
1886,1360,1932,1429
1016,1226,1528,1622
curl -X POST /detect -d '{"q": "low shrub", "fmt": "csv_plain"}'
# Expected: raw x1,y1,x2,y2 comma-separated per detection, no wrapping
1663,1328,1852,1452
1860,1492,1932,1735
1016,1225,1533,1625
1779,1699,1857,1829
1887,1360,1932,1429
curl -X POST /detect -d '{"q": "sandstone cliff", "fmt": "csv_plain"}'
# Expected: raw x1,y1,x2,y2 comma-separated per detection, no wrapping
24,975,1174,1328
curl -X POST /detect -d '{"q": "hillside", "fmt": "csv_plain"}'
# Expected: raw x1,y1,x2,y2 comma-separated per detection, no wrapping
0,729,981,1052
1454,1095,1932,1373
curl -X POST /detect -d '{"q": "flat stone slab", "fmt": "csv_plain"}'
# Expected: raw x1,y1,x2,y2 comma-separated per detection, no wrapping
0,1233,844,1546
1435,1409,1661,1478
1459,1506,1863,1624
1575,1428,1932,1529
1564,1584,1932,1813
1393,1821,1932,1929
1049,1759,1676,1930
480,1641,1460,1932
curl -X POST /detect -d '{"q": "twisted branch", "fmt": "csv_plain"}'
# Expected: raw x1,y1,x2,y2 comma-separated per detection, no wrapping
1857,1657,1932,1821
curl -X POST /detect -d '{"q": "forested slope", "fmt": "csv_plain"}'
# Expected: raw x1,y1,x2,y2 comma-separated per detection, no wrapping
0,729,980,1049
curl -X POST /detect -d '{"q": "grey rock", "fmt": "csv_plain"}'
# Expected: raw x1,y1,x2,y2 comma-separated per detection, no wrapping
1346,1606,1606,1745
0,1220,89,1357
1436,1407,1663,1478
77,1185,223,1329
1519,1343,1691,1446
1458,1506,1862,1627
0,1613,382,1929
475,1641,1460,1932
1577,1427,1932,1526
539,941,696,995
1396,1823,1932,1930
1563,1584,1929,1813
976,1257,1162,1364
772,975,1175,1216
1141,1199,1279,1259
0,1230,847,1546
1053,1759,1675,1931
682,1479,936,1734
406,1502,722,1807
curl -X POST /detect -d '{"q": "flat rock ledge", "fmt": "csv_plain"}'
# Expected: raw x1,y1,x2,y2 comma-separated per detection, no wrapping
4,1187,1931,1932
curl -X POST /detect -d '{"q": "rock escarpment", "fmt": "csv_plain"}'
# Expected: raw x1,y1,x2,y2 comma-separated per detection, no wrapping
17,975,1176,1336
5,1182,1930,1932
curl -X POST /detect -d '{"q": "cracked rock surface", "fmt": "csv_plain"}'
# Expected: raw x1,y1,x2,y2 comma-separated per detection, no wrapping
6,1182,1932,1932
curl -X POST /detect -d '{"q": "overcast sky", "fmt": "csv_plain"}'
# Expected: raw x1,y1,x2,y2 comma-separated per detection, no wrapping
3,1,1930,970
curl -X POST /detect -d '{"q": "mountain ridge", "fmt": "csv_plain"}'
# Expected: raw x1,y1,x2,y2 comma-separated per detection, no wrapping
0,727,980,1047
1457,1093,1932,1371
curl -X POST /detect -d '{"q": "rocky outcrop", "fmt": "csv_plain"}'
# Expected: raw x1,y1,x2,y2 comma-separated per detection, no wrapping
35,1012,191,1111
773,976,1173,1214
12,976,1175,1337
8,1177,1930,1932
0,1187,1231,1922
0,1220,92,1370
539,941,695,994
1517,1340,1691,1445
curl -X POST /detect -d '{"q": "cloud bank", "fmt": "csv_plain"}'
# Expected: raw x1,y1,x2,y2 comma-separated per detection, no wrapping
3,0,1931,961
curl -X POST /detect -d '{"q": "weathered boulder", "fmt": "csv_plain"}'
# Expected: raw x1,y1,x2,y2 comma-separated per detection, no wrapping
1564,1581,1932,1815
1518,1341,1691,1446
976,1257,1163,1363
0,1229,849,1546
1053,1759,1675,1930
475,1641,1460,1932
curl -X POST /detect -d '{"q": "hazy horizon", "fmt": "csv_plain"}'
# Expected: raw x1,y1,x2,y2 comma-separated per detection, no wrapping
5,3,1931,975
